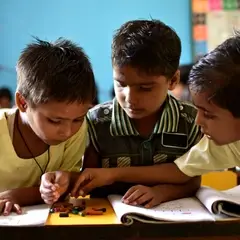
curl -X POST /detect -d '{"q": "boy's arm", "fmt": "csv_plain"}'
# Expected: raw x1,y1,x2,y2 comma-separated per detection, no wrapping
71,163,190,196
151,176,201,203
68,143,101,189
83,143,101,169
72,135,239,196
112,162,190,184
0,187,43,206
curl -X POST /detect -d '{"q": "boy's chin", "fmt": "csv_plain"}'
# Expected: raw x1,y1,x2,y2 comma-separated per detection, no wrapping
44,139,63,146
210,138,229,146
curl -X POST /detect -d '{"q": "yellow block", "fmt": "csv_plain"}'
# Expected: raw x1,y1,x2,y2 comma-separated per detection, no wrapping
201,171,237,190
45,198,120,225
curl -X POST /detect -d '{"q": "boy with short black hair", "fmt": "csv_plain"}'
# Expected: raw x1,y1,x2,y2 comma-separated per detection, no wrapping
81,32,240,206
0,38,95,215
41,20,202,208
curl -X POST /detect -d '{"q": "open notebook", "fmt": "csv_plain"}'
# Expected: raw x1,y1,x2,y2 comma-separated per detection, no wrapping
108,185,240,225
0,204,50,226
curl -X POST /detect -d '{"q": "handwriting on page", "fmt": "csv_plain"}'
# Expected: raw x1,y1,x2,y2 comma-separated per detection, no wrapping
108,195,215,222
157,201,192,214
149,197,215,221
0,216,22,225
0,204,49,226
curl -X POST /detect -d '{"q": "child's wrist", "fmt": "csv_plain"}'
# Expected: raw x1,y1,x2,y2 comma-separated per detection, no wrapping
109,168,123,183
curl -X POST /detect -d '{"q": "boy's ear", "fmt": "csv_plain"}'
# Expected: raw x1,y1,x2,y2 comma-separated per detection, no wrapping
15,92,27,112
168,70,180,91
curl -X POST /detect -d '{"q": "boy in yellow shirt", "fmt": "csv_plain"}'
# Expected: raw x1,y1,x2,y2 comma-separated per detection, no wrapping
0,38,95,215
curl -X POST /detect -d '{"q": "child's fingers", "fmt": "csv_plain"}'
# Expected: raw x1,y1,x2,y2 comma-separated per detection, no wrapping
122,185,139,201
80,181,97,196
40,186,54,195
135,193,153,207
41,173,57,189
71,175,88,197
13,204,22,214
3,201,13,216
123,189,145,205
43,181,57,191
144,198,156,209
42,191,58,198
41,190,60,203
41,194,57,205
0,200,7,214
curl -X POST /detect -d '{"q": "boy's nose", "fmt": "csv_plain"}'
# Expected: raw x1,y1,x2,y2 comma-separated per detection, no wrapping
125,88,138,106
59,125,72,139
195,111,203,126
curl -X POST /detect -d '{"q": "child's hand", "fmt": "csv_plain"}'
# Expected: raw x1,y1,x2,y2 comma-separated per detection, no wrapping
40,171,70,204
71,168,114,197
0,194,22,216
122,185,162,208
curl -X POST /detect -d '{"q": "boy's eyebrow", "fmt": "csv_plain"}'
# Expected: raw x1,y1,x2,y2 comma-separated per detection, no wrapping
194,104,212,113
49,113,86,120
114,78,156,85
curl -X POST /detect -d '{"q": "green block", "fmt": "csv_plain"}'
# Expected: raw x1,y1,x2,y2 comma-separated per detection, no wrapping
223,0,238,10
71,209,79,215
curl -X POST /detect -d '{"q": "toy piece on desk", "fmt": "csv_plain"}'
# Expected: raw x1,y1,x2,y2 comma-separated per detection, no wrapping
53,202,73,208
73,206,85,211
59,212,69,218
79,211,86,217
92,207,106,212
78,209,104,216
85,209,104,215
69,198,86,207
49,208,55,213
50,202,73,214
71,209,79,215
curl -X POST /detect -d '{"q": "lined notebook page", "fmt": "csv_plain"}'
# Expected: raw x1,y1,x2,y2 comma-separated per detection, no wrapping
0,204,49,226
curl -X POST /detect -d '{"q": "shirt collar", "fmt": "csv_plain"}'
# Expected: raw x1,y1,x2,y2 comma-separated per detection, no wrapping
110,95,180,137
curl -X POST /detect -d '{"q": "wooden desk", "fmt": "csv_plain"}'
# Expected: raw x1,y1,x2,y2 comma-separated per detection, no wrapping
0,221,240,240
1,197,240,239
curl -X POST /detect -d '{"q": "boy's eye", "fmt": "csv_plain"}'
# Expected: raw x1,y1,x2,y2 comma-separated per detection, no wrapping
48,119,61,124
73,119,84,123
203,112,215,120
116,81,126,87
140,86,152,91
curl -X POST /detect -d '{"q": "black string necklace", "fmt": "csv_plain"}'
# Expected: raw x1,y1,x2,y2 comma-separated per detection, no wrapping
15,110,50,175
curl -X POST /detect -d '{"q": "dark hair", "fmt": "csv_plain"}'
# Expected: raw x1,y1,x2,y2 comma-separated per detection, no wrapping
179,64,193,85
112,19,181,78
17,38,96,106
188,33,240,118
0,87,12,101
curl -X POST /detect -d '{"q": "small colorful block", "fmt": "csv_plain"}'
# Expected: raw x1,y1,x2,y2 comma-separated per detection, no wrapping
59,212,69,218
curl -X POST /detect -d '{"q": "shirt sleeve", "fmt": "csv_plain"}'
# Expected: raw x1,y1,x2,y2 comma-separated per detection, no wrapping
174,135,239,177
60,118,88,172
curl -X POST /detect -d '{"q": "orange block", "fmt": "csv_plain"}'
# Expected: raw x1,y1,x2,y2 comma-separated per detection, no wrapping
193,25,208,41
192,0,209,12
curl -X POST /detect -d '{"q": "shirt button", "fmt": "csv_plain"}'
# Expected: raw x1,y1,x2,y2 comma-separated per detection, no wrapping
104,109,109,115
143,142,150,149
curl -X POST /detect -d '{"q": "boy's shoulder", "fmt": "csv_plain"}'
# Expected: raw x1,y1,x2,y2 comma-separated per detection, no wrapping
179,100,197,119
169,95,197,122
0,108,17,120
0,108,17,134
87,101,113,123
